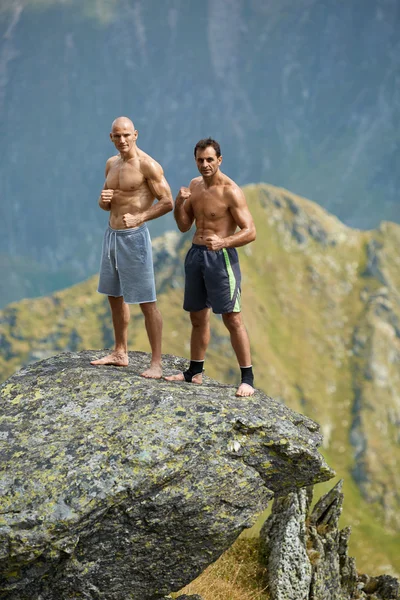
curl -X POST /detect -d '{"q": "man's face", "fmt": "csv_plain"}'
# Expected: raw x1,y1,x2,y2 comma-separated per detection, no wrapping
195,146,222,177
110,122,137,154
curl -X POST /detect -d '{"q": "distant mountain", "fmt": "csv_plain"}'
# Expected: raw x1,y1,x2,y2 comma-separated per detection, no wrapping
0,0,399,306
1,182,399,577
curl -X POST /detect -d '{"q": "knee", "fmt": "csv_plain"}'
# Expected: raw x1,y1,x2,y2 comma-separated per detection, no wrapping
222,312,243,332
190,313,209,329
140,302,159,317
109,297,130,320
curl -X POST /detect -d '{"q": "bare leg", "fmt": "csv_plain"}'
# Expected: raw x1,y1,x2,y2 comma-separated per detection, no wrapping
222,312,254,397
91,296,130,366
140,301,163,378
164,308,210,384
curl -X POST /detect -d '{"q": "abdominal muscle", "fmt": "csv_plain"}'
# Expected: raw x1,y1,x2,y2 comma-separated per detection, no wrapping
108,187,154,229
193,215,237,245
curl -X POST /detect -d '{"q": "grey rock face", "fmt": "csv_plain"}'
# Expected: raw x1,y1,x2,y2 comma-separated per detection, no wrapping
260,488,313,600
260,480,400,600
0,351,333,599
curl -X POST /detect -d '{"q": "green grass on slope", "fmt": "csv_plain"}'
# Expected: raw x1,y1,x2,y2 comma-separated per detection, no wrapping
0,276,109,383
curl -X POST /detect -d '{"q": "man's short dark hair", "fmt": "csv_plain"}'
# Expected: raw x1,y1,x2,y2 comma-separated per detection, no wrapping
194,138,221,158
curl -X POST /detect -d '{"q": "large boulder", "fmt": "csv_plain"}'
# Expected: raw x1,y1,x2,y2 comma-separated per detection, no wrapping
0,350,334,599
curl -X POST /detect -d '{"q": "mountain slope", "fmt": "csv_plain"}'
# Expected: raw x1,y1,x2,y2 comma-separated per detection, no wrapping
1,183,400,576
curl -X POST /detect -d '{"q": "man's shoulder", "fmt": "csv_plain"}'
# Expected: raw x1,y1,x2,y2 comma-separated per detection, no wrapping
189,176,203,189
220,172,238,187
106,154,119,166
138,150,163,178
105,155,119,174
137,148,161,169
216,173,239,193
221,177,245,205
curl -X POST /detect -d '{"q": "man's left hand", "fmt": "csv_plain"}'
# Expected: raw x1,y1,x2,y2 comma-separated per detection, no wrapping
205,234,225,251
123,213,143,228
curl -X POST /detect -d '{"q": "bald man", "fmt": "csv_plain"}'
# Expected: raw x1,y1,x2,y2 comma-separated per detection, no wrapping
91,117,173,378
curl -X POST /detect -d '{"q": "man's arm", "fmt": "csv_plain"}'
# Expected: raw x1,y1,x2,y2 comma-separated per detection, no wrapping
98,157,116,211
142,159,174,220
173,181,196,232
122,159,173,227
206,186,256,250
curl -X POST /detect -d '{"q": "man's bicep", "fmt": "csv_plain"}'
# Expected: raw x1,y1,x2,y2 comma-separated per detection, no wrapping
183,196,194,219
148,172,173,201
229,189,254,230
145,161,172,200
232,206,255,231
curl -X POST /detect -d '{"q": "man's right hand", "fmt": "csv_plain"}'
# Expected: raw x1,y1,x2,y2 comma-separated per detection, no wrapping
101,189,114,204
176,187,191,205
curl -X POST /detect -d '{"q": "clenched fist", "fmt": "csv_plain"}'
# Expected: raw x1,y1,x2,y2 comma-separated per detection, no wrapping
175,187,191,205
122,213,143,228
205,233,225,251
101,189,114,204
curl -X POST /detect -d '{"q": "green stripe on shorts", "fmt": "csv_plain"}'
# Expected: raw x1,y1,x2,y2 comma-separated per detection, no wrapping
222,248,241,312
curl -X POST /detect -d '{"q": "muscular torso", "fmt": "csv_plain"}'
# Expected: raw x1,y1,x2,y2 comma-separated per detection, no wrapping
190,176,238,244
106,151,155,229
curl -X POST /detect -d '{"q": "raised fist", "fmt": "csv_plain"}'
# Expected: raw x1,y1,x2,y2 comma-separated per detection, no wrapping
101,189,114,204
176,187,191,203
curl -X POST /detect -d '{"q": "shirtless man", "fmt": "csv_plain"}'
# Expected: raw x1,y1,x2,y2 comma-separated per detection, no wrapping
91,116,173,378
165,138,256,396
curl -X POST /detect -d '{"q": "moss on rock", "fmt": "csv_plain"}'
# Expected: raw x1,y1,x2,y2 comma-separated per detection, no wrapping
0,350,333,599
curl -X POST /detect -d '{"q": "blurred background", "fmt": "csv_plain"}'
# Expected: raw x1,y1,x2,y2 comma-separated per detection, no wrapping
0,0,399,583
0,0,399,307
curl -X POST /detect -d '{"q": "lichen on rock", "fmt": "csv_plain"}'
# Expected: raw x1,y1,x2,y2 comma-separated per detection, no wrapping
260,480,400,600
0,350,334,599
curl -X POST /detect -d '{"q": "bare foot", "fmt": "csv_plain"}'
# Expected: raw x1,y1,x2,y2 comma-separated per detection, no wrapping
90,352,129,367
164,372,203,384
236,383,255,397
141,363,163,379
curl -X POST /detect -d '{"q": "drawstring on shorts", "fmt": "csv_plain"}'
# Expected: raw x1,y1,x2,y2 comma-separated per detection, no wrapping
107,230,118,270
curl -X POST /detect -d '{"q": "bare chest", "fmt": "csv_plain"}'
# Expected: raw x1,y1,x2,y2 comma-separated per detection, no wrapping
191,190,230,221
106,161,146,192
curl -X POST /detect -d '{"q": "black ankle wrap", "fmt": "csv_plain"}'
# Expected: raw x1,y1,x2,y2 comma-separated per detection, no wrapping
183,360,204,382
240,366,254,387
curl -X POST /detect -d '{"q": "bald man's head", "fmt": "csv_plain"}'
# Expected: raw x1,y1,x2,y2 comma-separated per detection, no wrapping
110,117,138,155
111,116,135,132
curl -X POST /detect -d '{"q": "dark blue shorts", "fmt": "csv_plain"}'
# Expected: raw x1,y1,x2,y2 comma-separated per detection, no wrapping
183,244,242,314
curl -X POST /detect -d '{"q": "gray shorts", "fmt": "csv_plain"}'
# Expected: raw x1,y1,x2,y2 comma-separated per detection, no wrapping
183,244,242,314
97,223,156,304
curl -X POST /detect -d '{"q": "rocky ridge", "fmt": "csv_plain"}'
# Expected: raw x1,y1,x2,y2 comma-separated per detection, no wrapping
260,481,399,600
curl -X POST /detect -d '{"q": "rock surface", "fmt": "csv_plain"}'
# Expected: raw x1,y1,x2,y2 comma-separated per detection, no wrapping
260,480,400,600
0,350,333,599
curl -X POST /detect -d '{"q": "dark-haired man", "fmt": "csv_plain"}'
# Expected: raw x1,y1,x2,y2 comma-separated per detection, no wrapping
91,116,173,378
165,138,256,396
